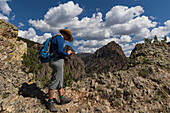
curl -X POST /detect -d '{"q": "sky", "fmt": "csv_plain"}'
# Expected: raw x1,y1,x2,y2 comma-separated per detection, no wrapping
0,0,170,57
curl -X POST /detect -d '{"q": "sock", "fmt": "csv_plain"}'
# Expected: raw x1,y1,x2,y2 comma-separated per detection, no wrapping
48,98,53,102
60,95,64,100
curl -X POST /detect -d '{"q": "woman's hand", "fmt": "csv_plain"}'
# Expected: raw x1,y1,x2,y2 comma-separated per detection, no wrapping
67,50,75,55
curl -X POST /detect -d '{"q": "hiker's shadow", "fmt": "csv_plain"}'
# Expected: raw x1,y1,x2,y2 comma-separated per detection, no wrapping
18,82,60,109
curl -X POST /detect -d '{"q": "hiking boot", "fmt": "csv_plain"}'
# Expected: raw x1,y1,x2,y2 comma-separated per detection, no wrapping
47,101,58,112
60,96,72,105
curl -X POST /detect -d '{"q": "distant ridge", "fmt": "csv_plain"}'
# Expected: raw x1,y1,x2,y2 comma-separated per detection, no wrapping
17,37,40,48
76,52,93,60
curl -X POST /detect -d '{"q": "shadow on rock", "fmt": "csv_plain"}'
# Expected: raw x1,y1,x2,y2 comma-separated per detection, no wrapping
18,82,49,108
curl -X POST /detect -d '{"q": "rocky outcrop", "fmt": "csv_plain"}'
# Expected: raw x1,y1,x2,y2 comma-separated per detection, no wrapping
0,21,27,67
0,19,18,39
129,42,170,69
0,21,49,112
84,41,128,74
64,45,86,80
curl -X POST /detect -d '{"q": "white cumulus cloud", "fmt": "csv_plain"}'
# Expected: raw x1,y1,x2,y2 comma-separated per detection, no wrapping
18,22,24,27
105,5,144,26
151,20,170,39
118,35,132,44
29,2,157,42
167,36,170,42
0,0,12,15
77,46,98,53
110,16,157,36
18,28,52,44
44,1,83,26
0,13,9,21
29,1,83,32
73,35,133,54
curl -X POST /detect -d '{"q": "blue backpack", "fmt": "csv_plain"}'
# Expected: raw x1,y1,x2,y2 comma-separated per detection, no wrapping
38,35,60,63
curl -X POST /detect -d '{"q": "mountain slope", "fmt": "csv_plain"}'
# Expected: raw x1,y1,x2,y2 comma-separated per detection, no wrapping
84,41,128,74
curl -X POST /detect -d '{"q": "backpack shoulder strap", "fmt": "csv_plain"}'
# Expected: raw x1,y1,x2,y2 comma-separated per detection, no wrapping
49,34,61,56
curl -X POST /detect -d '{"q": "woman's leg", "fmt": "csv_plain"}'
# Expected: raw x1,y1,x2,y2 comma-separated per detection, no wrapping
48,89,54,100
57,88,63,96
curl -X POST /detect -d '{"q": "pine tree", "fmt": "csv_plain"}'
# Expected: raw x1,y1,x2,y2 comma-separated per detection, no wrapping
144,38,152,44
153,35,159,43
161,35,167,42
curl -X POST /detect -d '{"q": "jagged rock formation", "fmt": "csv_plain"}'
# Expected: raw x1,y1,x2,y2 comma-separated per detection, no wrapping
84,41,128,74
64,45,86,80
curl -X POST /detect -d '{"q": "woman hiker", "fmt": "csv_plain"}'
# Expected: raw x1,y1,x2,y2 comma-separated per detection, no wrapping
47,28,74,112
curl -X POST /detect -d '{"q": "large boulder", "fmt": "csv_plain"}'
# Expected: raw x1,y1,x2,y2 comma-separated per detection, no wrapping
0,20,27,67
84,41,128,74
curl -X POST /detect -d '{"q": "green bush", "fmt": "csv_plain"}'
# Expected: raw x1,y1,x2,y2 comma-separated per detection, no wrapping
144,38,152,44
2,92,10,99
111,101,121,107
143,57,152,64
22,48,43,74
115,89,122,98
63,71,74,88
152,89,168,101
153,35,159,43
106,84,111,89
138,70,149,78
41,75,51,87
96,86,103,92
145,99,151,103
129,53,137,64
161,35,167,43
152,95,160,101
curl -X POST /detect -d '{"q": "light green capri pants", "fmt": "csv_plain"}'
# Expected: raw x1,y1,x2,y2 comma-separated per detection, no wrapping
49,58,64,89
